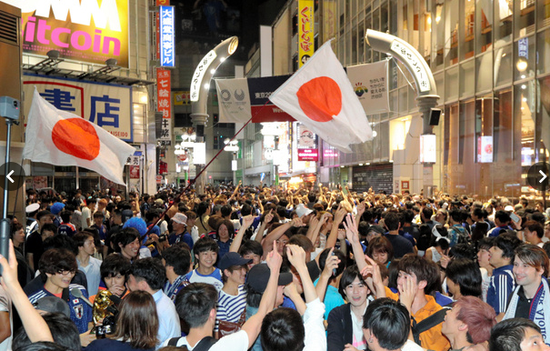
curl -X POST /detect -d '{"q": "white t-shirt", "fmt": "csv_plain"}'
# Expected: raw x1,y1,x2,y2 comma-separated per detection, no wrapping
81,207,91,229
0,286,13,351
161,329,249,350
402,339,424,351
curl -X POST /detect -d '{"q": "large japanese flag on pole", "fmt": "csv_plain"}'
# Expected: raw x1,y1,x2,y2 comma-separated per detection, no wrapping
23,89,135,185
269,41,373,152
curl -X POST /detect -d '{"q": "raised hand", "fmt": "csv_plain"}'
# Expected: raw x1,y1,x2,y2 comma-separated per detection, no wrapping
242,214,255,229
343,214,359,244
321,247,340,278
286,244,307,269
266,240,283,271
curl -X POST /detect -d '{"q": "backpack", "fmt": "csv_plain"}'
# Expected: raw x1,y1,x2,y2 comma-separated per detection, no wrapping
411,307,451,347
167,336,217,351
417,224,432,251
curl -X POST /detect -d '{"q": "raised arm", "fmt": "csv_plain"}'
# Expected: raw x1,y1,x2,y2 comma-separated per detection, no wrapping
0,240,53,343
254,210,274,244
240,242,282,348
343,214,367,272
286,245,317,303
315,247,340,303
325,207,347,249
229,215,255,253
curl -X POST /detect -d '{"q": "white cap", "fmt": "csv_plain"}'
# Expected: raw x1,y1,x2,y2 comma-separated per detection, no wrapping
172,213,187,225
295,203,313,218
504,205,514,212
26,203,40,213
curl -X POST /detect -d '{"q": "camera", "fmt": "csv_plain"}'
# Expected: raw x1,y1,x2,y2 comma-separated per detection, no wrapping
0,96,20,121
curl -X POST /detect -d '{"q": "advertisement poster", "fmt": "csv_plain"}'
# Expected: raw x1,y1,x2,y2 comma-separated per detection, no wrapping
298,0,314,67
7,0,130,67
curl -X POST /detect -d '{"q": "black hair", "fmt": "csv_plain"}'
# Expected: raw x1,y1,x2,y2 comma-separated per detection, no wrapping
363,298,410,350
401,209,415,223
319,248,346,284
260,308,305,351
449,243,476,261
493,233,522,261
100,254,131,280
41,223,57,235
175,283,218,328
13,312,81,351
43,234,77,254
37,210,52,222
162,245,192,276
93,211,105,219
494,210,511,224
38,249,78,281
338,265,367,298
145,209,159,222
238,240,263,258
15,342,69,351
193,237,219,255
383,212,400,231
129,258,166,290
220,205,232,217
446,258,482,297
196,202,210,217
72,232,94,253
113,228,140,252
489,318,540,351
59,210,72,223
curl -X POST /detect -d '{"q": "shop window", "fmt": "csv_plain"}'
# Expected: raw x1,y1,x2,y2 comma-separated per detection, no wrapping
494,0,513,47
475,0,493,54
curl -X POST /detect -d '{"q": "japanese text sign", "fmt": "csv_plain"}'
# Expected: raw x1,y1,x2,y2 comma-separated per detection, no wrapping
23,75,132,141
157,68,172,145
298,0,314,68
159,6,175,67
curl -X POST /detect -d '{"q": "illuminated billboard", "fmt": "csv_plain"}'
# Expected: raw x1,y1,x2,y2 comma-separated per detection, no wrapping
6,0,129,67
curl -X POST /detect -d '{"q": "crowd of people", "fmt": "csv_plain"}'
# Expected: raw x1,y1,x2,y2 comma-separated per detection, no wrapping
1,182,550,351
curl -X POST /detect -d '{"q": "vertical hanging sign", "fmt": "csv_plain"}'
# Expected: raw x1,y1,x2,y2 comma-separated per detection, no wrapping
159,5,175,67
157,68,172,145
298,0,315,67
156,0,170,60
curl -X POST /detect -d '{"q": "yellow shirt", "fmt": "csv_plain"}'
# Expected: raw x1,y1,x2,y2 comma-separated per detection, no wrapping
384,286,450,351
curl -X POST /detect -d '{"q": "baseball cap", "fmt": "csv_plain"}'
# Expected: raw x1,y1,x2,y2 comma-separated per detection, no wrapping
295,203,313,218
172,213,188,225
218,252,252,271
26,203,40,213
33,296,71,317
50,202,65,215
246,263,293,293
155,198,164,206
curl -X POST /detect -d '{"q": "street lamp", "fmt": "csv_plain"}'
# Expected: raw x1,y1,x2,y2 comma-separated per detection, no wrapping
190,36,239,194
261,123,283,186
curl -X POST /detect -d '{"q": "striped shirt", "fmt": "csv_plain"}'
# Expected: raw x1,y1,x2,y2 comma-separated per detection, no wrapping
487,265,515,314
215,285,247,332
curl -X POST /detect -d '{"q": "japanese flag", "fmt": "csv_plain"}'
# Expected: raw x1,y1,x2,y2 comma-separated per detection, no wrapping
23,88,135,185
269,41,373,152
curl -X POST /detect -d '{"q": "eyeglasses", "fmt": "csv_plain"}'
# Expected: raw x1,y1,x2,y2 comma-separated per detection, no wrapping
56,270,76,276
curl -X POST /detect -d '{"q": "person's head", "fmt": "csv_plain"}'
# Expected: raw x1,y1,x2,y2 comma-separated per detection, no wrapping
59,210,72,224
112,290,159,349
363,298,410,351
490,233,522,268
318,248,346,284
246,263,293,308
73,232,96,257
100,254,131,292
127,258,166,293
435,209,448,224
366,236,394,265
477,237,494,269
218,252,251,285
39,249,78,288
421,206,434,223
93,211,105,226
13,312,81,351
113,228,141,260
216,219,234,242
339,265,370,308
366,225,385,242
193,237,219,270
445,258,482,298
260,308,305,351
396,254,437,295
37,210,53,229
442,296,496,345
523,220,544,244
494,210,511,227
175,283,218,329
513,244,549,288
383,212,400,231
162,245,192,277
145,209,160,223
287,234,314,261
238,240,263,269
489,318,550,351
11,222,25,246
171,212,187,233
41,223,57,239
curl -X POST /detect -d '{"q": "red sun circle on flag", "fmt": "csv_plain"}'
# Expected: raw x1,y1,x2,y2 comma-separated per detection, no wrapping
296,76,342,123
52,118,100,161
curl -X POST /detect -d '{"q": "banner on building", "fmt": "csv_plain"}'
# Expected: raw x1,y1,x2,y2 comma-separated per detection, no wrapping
174,91,191,105
298,0,315,67
215,75,295,123
346,60,390,113
297,124,316,148
157,68,172,145
8,0,129,67
23,75,133,141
